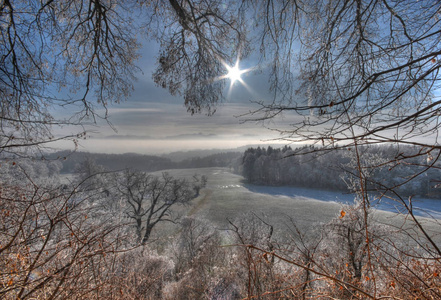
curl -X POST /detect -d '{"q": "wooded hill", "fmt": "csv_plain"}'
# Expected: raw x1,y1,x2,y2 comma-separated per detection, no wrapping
46,150,242,173
239,145,441,198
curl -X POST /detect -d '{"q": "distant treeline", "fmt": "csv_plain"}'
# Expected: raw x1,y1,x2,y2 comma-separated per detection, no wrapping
48,150,242,173
239,145,441,198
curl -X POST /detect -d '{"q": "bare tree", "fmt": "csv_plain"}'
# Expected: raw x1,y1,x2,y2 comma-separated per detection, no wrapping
0,0,141,154
227,213,281,299
0,164,130,299
167,217,230,300
116,169,199,245
6,1,439,158
245,1,440,146
232,2,441,298
243,0,441,212
151,0,247,115
282,217,323,299
0,0,247,155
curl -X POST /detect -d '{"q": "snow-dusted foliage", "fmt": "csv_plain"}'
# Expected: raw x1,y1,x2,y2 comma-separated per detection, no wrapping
0,160,130,299
2,159,440,299
241,145,441,198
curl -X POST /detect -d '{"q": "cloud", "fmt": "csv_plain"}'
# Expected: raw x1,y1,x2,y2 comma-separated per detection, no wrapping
48,40,305,154
99,132,218,140
72,134,284,155
109,108,164,114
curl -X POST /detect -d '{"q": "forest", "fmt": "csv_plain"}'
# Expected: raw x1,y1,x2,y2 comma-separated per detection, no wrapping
240,145,441,198
46,150,241,173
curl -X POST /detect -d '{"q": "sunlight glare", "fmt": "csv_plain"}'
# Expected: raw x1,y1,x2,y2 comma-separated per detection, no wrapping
215,58,257,99
226,61,245,84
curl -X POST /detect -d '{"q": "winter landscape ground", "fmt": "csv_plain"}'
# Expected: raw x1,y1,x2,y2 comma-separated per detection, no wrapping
3,1,441,298
149,167,441,243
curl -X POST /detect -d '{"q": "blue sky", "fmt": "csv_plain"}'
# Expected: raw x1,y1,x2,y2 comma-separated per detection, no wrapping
50,36,438,155
53,40,292,154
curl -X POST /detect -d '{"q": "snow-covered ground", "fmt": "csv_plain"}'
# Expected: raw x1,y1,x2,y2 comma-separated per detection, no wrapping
142,167,441,243
244,184,441,219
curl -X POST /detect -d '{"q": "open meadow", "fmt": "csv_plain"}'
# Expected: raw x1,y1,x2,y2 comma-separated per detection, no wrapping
151,167,441,243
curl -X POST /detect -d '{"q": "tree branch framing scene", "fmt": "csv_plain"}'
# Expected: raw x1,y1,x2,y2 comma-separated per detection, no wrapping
1,0,441,299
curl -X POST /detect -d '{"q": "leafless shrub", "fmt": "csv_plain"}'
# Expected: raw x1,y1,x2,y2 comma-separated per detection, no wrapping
0,165,129,299
105,247,173,300
164,217,233,299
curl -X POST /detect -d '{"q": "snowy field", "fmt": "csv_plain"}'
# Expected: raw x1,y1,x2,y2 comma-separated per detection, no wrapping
244,183,441,219
152,168,441,239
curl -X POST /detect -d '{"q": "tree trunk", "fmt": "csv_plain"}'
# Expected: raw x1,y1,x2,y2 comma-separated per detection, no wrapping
136,218,143,244
141,224,154,245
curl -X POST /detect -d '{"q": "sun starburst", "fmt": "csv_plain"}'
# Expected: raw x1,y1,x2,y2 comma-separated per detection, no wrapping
225,61,247,85
214,58,255,98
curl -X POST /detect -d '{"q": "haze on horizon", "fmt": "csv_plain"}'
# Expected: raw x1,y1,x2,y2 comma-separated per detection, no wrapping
51,42,294,155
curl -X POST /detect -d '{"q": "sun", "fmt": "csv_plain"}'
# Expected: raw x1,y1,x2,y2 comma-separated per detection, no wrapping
216,58,255,97
225,61,246,84
221,59,251,86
